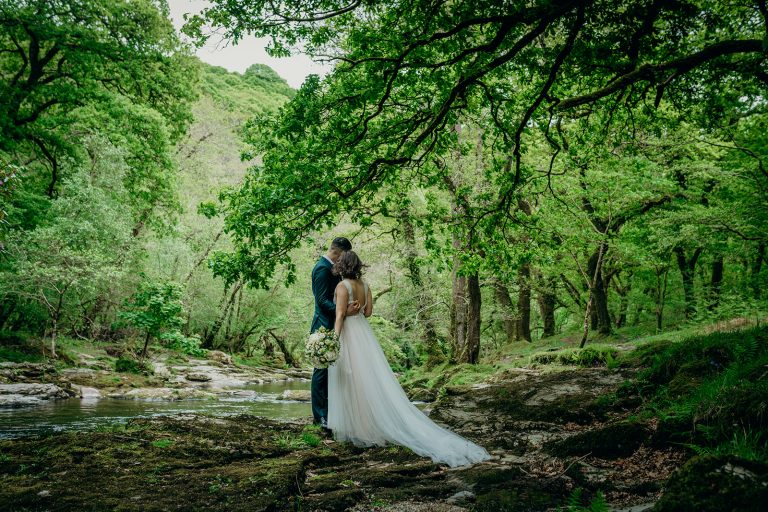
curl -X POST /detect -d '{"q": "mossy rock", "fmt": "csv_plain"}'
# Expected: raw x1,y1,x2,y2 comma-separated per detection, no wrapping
654,455,768,512
652,415,695,447
547,420,651,458
407,387,437,402
697,381,768,434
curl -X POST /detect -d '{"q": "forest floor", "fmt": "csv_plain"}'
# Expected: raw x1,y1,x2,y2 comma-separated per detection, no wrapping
1,323,767,511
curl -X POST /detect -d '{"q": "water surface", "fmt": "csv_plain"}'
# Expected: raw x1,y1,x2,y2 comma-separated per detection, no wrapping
0,381,311,439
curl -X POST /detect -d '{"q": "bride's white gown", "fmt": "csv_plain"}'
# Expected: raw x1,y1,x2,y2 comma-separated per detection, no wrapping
328,279,491,467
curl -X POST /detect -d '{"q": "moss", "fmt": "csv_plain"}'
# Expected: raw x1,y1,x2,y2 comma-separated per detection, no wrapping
546,421,651,458
655,455,768,512
530,346,619,368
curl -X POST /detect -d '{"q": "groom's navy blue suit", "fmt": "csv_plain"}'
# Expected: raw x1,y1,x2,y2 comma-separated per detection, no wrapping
310,256,341,424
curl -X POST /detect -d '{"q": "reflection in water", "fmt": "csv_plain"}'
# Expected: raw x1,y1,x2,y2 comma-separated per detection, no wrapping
0,381,311,439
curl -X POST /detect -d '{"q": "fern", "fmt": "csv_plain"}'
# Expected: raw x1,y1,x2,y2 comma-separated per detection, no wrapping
588,492,609,512
560,489,609,512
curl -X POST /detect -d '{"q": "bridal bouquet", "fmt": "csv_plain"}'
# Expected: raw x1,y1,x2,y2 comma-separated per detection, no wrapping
305,327,340,368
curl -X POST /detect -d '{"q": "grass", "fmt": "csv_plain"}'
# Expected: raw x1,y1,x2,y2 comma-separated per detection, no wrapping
272,426,324,449
0,345,44,363
615,324,768,463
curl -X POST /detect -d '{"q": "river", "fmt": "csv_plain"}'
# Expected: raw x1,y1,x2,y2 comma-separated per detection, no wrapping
0,380,312,439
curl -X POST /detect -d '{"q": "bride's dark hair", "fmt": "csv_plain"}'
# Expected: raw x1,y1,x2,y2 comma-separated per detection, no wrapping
333,251,366,279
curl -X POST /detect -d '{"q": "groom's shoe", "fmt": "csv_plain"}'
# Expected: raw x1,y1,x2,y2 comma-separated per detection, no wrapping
320,417,332,436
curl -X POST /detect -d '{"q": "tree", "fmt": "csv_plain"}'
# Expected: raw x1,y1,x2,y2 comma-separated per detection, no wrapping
0,0,197,216
189,0,767,290
1,165,132,356
120,279,185,358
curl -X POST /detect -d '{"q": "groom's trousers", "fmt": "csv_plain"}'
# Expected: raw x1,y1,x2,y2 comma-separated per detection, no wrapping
311,367,328,423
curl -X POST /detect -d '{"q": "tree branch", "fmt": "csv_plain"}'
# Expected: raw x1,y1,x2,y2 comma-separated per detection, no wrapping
557,39,764,111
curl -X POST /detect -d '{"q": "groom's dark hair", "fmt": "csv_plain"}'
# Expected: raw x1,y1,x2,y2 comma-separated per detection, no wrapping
330,237,352,252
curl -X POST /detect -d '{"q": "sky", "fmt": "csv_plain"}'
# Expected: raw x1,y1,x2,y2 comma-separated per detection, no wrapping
167,0,331,89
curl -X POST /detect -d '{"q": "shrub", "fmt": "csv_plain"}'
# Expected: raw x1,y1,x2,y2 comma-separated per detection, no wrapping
115,357,151,374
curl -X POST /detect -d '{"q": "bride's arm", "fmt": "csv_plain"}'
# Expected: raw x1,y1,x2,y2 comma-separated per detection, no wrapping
334,283,349,337
364,284,373,317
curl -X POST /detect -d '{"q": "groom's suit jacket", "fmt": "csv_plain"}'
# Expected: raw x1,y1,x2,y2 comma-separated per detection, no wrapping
310,257,341,333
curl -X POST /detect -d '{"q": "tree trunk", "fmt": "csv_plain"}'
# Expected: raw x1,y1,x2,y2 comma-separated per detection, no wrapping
752,243,764,299
580,239,609,348
537,276,557,338
708,254,724,311
450,259,468,362
494,281,517,343
465,275,481,364
0,300,15,331
613,273,631,328
268,330,300,368
141,331,151,359
203,282,242,349
616,293,628,328
674,246,702,320
400,207,444,367
262,333,275,359
587,244,612,335
655,266,669,332
517,263,532,342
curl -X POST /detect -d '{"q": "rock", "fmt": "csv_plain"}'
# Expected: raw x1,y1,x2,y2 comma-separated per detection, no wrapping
185,372,212,382
546,420,651,458
0,362,57,382
655,455,768,511
208,350,233,365
0,383,72,407
408,387,437,402
60,368,96,376
278,389,311,401
104,345,125,358
285,369,312,379
73,385,102,399
0,395,42,407
111,387,216,401
445,490,475,504
77,356,112,371
37,490,51,498
152,363,172,379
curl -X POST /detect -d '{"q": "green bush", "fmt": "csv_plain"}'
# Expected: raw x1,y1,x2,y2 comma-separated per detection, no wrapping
160,331,207,357
115,357,151,374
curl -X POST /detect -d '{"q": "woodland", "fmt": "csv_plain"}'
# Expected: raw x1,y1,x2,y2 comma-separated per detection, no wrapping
1,1,767,511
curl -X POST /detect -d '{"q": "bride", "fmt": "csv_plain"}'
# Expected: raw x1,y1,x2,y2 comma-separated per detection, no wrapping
327,251,491,467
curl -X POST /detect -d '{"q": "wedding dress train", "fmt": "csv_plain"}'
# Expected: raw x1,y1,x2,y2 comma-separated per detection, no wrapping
328,279,491,467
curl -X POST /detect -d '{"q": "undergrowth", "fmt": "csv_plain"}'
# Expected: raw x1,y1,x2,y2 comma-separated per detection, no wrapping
618,325,768,463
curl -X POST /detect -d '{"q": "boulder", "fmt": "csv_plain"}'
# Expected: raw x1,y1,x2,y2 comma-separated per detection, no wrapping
208,350,233,366
278,389,312,402
0,362,57,383
185,372,212,382
546,420,650,458
655,455,768,511
73,385,102,399
111,387,216,401
407,387,438,402
0,383,72,407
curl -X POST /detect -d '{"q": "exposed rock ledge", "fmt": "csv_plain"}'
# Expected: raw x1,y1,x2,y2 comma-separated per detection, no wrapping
0,383,74,408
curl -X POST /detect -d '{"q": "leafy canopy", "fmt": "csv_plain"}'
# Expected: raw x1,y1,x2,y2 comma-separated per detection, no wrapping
188,0,768,288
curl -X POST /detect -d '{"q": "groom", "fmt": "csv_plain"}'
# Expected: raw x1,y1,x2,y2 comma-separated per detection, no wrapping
310,237,359,430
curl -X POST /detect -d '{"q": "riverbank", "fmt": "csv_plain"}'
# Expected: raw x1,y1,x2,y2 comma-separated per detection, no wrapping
1,325,767,510
0,345,311,408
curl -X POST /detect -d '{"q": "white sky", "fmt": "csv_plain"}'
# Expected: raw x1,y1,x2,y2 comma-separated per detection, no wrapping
167,0,331,89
